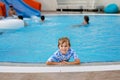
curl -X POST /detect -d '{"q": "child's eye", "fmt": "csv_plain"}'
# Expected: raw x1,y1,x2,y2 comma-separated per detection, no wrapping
60,45,63,47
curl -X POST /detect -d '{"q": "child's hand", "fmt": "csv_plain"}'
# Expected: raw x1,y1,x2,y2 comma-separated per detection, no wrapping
60,61,69,65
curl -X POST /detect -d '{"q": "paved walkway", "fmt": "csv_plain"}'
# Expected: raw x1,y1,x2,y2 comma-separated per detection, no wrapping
0,71,120,80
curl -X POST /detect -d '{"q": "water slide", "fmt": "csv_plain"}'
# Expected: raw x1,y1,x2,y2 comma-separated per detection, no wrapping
0,2,6,17
1,0,40,17
23,0,41,11
0,2,3,16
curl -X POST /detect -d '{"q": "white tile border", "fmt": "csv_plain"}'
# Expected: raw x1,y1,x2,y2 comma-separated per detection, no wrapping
0,64,120,73
44,13,120,16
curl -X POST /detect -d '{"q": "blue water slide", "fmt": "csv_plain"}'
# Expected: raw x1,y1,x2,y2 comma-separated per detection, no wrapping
1,0,40,17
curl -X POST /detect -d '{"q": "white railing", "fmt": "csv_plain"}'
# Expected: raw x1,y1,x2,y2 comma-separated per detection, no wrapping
57,0,96,10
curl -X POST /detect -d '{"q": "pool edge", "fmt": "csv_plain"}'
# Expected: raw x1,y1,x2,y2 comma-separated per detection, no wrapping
0,62,120,73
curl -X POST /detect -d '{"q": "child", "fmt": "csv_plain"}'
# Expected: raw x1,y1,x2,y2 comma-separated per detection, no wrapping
82,15,89,25
40,15,45,22
72,15,89,27
8,5,16,17
46,37,80,65
18,15,28,26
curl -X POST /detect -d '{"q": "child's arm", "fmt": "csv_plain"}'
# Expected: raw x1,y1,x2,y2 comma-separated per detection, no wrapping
46,61,61,65
62,59,80,65
46,59,80,65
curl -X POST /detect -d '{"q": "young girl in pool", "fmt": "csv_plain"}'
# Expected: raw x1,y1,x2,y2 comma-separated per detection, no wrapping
82,15,89,25
72,15,89,27
46,37,80,65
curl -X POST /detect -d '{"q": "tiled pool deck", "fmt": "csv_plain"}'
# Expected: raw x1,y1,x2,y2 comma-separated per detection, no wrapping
0,71,120,80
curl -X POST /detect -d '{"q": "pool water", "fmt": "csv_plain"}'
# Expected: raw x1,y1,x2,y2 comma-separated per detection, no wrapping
0,15,120,63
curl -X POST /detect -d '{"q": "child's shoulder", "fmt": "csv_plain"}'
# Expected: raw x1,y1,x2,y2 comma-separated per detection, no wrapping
68,48,75,52
54,50,61,54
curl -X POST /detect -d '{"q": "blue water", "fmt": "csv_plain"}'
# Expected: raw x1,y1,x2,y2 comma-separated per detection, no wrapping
0,15,120,63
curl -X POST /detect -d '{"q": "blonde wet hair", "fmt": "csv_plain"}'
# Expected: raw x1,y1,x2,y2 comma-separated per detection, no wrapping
58,37,71,47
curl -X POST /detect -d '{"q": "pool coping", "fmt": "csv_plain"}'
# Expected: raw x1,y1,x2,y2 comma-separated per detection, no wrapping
0,62,120,73
44,13,120,16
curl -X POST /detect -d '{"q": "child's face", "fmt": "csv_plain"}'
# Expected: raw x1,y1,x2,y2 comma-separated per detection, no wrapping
59,42,70,55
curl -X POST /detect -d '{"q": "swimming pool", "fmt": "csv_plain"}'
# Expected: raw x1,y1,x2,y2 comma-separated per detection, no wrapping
0,14,120,63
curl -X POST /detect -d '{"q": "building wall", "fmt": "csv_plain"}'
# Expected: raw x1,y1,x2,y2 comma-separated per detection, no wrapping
96,0,120,8
36,0,58,11
36,0,120,11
